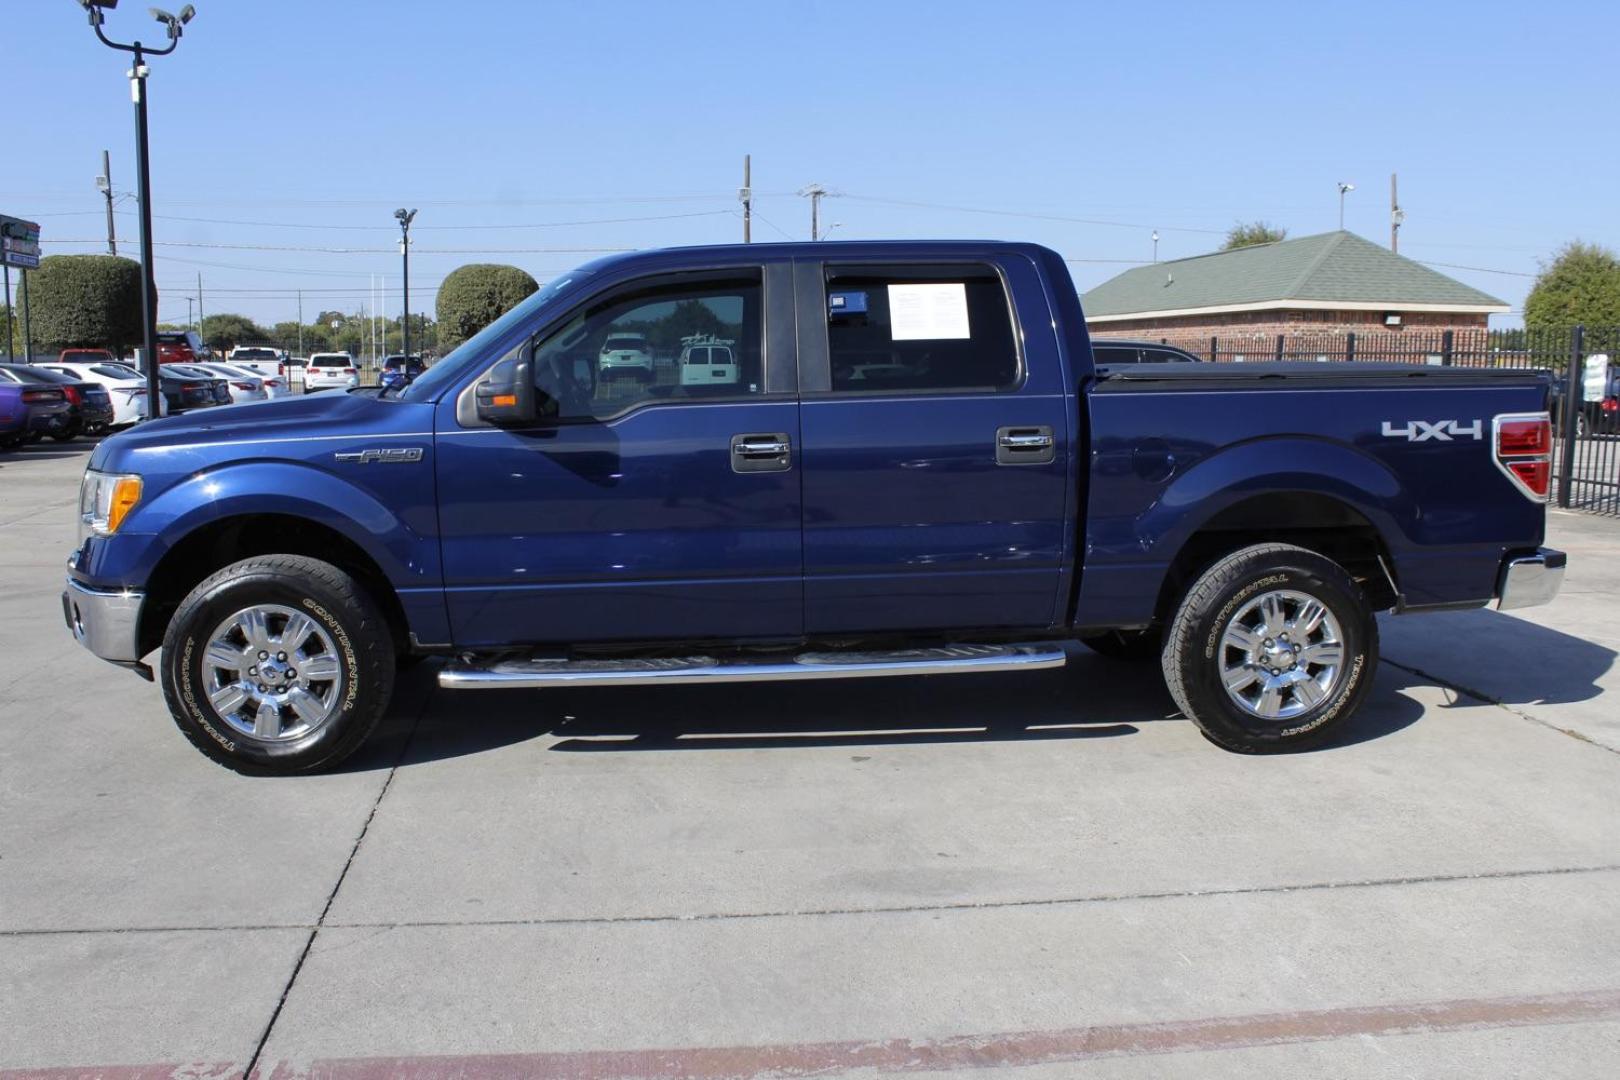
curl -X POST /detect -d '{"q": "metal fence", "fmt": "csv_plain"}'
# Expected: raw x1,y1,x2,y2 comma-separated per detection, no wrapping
1114,326,1620,517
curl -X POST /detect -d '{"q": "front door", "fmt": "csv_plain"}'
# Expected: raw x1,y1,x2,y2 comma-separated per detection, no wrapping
795,256,1073,634
435,265,803,648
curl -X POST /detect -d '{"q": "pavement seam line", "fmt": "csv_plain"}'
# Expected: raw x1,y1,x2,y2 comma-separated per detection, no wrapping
9,862,1618,939
1381,654,1620,757
240,686,434,1080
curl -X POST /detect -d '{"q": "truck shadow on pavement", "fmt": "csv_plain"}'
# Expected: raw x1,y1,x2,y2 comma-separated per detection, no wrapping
347,646,1433,770
1378,607,1616,709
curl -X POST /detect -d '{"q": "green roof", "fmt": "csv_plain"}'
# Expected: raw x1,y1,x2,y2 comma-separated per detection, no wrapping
1082,231,1507,319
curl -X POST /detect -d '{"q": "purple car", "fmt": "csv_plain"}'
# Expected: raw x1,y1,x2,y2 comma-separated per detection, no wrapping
0,378,71,447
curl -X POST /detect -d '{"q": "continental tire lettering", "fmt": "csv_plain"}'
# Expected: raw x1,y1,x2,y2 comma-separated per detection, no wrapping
1279,654,1366,737
302,598,361,713
180,635,237,752
1204,573,1289,660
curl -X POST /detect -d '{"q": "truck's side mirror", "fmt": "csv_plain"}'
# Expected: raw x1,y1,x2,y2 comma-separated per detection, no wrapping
475,347,536,426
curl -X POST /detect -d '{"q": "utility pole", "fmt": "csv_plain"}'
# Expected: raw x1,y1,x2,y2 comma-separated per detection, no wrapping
19,270,31,363
196,272,203,340
740,154,752,243
395,208,416,358
1390,172,1404,253
1151,230,1160,262
296,289,304,357
800,183,828,240
186,296,193,330
1336,181,1355,230
2,266,10,361
97,150,118,255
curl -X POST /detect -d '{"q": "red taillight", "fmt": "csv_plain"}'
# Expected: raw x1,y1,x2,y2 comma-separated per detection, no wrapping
1494,412,1552,501
343,368,356,375
62,385,83,405
1506,460,1550,495
1603,399,1618,414
232,381,254,391
181,382,205,392
1497,418,1549,455
21,389,62,403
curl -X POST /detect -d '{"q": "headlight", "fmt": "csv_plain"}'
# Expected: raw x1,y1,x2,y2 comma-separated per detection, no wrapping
79,470,143,542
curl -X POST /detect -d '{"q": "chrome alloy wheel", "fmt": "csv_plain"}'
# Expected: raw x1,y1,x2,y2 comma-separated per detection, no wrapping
202,604,344,741
1218,589,1345,721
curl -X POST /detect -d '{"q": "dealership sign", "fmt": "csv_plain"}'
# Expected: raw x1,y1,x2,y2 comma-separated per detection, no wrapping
0,214,42,270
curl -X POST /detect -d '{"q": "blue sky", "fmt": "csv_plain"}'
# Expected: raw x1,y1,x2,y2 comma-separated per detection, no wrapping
9,0,1615,328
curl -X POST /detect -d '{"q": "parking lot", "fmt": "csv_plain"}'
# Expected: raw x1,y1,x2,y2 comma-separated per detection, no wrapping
2,441,1618,1078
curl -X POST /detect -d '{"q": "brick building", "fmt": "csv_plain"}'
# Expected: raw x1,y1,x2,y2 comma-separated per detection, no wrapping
1083,231,1508,361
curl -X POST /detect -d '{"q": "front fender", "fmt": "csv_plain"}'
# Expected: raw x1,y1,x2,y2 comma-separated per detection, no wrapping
74,459,440,590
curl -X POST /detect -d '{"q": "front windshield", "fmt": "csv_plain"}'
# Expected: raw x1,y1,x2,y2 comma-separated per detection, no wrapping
398,270,594,402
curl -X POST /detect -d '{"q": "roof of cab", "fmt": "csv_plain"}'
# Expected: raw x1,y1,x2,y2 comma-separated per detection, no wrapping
575,239,1063,276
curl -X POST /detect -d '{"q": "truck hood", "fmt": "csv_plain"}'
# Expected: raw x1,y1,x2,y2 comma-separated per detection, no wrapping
90,391,432,471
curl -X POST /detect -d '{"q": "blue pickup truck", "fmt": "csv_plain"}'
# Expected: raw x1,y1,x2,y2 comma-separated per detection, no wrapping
63,241,1565,773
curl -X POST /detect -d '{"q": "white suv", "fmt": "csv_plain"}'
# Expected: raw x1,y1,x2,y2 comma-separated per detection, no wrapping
598,333,653,381
304,353,359,393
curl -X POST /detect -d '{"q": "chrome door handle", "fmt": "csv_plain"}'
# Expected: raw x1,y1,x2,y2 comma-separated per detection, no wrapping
996,425,1056,465
998,432,1054,450
731,432,792,473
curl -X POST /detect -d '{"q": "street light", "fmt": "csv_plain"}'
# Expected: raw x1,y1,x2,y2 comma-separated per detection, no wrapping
76,0,198,423
1151,230,1160,262
1337,181,1355,230
395,208,416,360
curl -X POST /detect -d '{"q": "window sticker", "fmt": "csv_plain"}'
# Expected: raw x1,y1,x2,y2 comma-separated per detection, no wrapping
887,283,970,340
829,290,868,316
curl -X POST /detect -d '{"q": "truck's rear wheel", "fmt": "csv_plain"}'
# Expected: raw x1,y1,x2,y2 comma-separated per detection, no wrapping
1162,543,1376,753
160,555,396,774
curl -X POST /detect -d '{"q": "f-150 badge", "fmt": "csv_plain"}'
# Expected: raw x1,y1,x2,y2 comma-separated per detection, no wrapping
1380,420,1483,442
333,447,424,464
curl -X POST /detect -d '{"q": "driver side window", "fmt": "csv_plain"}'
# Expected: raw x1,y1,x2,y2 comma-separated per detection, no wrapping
519,273,763,421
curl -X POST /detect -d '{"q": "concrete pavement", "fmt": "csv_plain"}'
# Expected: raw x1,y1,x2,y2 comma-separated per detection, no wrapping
2,442,1617,1078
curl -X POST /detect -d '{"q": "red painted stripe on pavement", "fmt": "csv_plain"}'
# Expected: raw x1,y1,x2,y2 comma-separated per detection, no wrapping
10,989,1618,1080
257,987,1620,1079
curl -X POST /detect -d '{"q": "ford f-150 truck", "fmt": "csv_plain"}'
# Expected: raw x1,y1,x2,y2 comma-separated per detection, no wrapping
62,241,1566,773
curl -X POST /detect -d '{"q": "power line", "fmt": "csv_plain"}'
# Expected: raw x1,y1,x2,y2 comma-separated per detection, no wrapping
1414,259,1536,278
69,208,735,231
841,194,1228,236
45,238,632,254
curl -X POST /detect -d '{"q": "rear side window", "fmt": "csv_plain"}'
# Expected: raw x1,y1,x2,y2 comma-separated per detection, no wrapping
1092,346,1140,365
824,264,1018,393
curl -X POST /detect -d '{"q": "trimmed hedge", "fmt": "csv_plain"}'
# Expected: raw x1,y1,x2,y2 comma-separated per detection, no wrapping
435,264,538,350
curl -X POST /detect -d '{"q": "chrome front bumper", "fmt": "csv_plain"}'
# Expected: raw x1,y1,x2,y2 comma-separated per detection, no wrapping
1496,548,1567,611
62,578,145,664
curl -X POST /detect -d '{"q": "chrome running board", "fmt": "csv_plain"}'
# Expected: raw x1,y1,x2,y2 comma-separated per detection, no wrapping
438,643,1066,690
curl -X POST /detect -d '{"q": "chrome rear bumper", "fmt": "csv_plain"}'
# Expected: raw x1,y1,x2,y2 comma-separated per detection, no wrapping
62,578,145,664
1496,548,1566,611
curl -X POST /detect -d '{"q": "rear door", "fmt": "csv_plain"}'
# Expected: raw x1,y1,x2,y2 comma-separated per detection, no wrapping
794,253,1073,633
434,262,803,647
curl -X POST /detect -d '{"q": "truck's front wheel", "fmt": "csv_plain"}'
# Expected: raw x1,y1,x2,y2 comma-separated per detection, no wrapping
1162,543,1376,753
160,555,396,774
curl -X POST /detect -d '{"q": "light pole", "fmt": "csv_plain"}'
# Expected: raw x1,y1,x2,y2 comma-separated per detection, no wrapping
395,208,416,359
1151,230,1160,262
1337,181,1355,230
77,0,197,424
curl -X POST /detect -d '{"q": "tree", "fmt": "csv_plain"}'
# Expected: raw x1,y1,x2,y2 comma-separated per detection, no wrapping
199,313,272,351
436,264,539,349
1223,222,1288,250
26,254,144,354
1524,241,1620,329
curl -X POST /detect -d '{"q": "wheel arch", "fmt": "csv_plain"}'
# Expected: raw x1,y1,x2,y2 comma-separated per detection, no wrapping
1150,490,1400,628
137,513,410,660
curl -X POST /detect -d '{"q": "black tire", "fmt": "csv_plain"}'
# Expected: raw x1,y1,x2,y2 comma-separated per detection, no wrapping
1162,543,1376,754
160,555,396,774
1080,628,1162,662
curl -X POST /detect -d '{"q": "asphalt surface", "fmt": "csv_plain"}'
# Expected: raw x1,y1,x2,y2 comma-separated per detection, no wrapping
2,440,1618,1079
